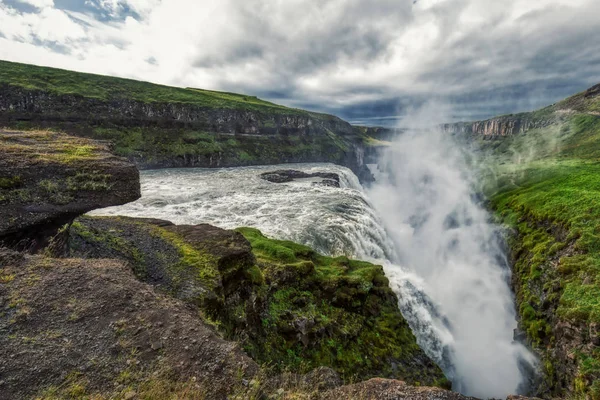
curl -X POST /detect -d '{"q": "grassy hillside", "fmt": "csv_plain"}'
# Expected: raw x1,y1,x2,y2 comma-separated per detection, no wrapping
0,60,375,180
0,60,310,115
480,86,600,398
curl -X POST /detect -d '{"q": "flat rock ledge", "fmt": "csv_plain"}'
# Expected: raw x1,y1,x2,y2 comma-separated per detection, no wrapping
0,129,140,251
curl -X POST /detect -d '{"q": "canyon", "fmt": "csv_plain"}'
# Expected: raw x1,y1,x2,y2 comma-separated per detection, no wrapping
2,59,600,399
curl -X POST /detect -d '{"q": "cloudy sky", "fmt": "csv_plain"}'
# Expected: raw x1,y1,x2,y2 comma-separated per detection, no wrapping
1,0,599,125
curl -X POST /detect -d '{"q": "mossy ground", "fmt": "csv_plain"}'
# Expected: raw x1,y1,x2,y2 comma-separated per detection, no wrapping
70,217,221,307
0,130,122,208
0,129,107,164
482,112,600,398
236,228,447,387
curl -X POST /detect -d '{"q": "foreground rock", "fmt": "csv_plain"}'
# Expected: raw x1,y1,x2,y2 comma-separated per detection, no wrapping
0,130,140,251
0,249,257,400
319,379,478,400
0,247,540,400
70,216,447,388
261,169,341,187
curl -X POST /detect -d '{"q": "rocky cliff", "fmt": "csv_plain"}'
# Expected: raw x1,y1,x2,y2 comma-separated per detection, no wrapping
442,113,558,137
0,60,373,182
443,83,600,138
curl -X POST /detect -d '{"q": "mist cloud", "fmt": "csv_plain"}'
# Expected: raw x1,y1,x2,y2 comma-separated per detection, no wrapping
0,0,598,123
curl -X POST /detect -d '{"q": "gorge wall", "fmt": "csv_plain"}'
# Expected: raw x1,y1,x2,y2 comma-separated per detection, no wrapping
0,61,374,182
441,113,558,138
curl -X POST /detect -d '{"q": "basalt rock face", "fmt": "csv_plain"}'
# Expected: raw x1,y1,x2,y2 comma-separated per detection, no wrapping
442,114,557,138
0,84,355,136
0,130,140,252
442,84,600,139
0,83,373,182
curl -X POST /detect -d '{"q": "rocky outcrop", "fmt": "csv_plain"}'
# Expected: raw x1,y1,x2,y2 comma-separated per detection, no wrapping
0,130,140,252
69,216,448,387
442,83,600,139
0,248,258,400
319,379,477,400
260,170,341,187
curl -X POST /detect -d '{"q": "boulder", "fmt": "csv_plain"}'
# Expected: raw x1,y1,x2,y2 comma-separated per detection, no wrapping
260,169,341,187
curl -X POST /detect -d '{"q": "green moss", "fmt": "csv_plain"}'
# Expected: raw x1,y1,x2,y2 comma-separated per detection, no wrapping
66,171,112,191
38,179,74,205
56,144,97,163
70,220,148,279
0,175,22,189
150,227,220,291
235,227,443,385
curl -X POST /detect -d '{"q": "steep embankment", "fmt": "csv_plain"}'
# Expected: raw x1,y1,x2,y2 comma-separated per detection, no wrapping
0,60,373,181
463,83,600,399
444,83,600,138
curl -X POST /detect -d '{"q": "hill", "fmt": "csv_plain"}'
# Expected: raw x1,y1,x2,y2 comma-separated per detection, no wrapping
468,83,600,399
0,60,374,181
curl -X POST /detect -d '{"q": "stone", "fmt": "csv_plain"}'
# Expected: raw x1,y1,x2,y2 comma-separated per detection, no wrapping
260,170,340,186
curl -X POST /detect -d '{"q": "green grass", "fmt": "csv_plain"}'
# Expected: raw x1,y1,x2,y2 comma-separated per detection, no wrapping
236,227,447,386
0,175,22,189
0,59,317,115
484,110,600,397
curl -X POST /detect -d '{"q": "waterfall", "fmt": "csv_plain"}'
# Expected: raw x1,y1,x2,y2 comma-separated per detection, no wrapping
93,159,536,398
367,127,537,397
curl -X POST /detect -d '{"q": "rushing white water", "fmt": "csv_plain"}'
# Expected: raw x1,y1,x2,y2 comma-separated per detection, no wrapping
93,164,395,259
368,126,538,397
93,155,536,397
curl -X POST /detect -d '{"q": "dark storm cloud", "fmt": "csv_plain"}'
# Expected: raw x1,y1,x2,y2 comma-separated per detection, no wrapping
192,0,413,90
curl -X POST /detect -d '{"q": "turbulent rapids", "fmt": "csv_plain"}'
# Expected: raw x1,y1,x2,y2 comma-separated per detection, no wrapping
94,156,536,397
94,164,393,259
